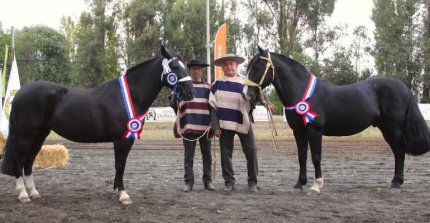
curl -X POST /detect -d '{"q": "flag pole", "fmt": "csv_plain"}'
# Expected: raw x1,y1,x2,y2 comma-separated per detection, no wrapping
2,44,7,99
206,0,211,83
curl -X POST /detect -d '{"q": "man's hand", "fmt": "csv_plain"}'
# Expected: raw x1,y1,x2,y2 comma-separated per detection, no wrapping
213,129,222,137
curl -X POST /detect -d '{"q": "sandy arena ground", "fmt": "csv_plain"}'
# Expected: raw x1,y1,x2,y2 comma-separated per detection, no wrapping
0,139,430,222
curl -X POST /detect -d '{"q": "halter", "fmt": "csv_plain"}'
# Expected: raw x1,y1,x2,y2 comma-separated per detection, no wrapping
244,53,275,97
245,53,278,152
119,58,191,140
161,58,192,101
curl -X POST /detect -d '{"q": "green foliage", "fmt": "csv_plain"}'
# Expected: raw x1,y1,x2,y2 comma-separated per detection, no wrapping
123,0,164,64
322,50,358,85
267,88,283,115
0,23,12,75
73,0,120,88
15,26,72,84
372,0,422,91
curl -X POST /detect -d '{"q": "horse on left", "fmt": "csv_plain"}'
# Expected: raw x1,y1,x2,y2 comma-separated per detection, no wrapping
0,45,194,205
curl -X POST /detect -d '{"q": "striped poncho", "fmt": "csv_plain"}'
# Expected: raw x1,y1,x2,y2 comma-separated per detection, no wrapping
174,81,211,138
208,75,251,134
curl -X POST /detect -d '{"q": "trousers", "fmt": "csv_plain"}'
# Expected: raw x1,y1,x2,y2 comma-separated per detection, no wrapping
183,133,212,185
219,125,258,186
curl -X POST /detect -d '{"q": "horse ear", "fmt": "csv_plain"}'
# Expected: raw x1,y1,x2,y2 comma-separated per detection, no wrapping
258,46,267,56
160,45,172,59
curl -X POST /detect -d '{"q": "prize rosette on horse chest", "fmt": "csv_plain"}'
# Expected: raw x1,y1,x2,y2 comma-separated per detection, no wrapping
119,74,147,139
285,75,318,126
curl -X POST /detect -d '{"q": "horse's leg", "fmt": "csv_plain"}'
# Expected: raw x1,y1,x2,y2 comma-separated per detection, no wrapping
293,130,308,190
14,138,34,203
379,125,405,188
23,128,51,200
113,139,134,205
307,129,324,196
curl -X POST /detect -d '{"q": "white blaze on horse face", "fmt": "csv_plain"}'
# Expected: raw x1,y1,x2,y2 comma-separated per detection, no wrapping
178,60,185,69
243,85,249,98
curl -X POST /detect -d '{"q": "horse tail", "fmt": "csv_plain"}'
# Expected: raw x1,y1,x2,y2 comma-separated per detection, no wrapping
1,115,20,177
404,94,430,155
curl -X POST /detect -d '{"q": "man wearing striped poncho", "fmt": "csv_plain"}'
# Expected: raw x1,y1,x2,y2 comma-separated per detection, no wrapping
209,53,259,193
171,59,216,192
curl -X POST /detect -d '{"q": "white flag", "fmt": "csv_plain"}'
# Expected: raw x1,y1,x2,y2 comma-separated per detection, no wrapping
0,56,21,137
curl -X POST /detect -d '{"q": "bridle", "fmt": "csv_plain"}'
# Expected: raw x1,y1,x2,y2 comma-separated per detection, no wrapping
244,52,275,103
161,58,192,101
245,52,278,152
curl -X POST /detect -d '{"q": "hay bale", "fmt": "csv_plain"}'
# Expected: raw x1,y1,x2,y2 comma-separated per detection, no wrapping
0,134,68,168
33,144,69,169
0,132,6,159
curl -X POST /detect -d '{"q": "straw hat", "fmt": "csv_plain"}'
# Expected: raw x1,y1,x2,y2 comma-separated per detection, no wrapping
187,59,210,68
214,53,245,66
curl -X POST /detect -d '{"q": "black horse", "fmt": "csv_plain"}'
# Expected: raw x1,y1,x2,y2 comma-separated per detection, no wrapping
245,47,430,195
1,46,194,204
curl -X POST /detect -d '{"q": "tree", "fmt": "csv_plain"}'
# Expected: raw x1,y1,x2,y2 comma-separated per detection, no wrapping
123,0,165,65
15,26,71,84
372,0,422,94
350,25,372,75
322,49,358,85
73,0,120,88
0,23,12,78
421,0,430,102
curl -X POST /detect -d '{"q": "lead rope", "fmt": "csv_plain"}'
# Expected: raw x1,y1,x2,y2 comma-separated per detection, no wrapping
212,135,217,179
175,101,211,142
259,90,278,152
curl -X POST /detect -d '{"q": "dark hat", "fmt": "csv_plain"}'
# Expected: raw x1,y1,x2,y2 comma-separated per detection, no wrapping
214,53,245,66
187,59,210,68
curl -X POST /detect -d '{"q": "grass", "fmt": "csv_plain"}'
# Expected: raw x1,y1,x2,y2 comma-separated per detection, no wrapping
141,116,385,141
45,115,387,141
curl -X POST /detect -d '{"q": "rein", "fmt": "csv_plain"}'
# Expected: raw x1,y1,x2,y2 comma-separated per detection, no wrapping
245,53,278,152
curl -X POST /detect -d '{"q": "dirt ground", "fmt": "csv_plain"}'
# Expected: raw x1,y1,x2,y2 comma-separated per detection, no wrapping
1,139,430,223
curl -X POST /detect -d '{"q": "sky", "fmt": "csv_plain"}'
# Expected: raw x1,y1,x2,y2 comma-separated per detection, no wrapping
0,0,375,69
0,0,87,30
0,0,375,31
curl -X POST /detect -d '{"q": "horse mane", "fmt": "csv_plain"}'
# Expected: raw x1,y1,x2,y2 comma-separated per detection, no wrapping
126,56,160,73
270,52,310,74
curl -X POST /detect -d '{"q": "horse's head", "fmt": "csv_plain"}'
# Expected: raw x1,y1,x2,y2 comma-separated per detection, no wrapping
160,46,195,101
245,46,275,104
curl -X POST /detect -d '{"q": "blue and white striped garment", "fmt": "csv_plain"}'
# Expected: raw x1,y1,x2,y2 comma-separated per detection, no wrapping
209,76,251,134
174,81,211,138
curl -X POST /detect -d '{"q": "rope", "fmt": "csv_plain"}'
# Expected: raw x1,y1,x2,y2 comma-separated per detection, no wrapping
259,90,278,152
175,101,211,142
212,135,217,179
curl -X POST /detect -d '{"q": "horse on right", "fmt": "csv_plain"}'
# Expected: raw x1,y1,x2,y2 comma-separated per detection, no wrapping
245,46,430,195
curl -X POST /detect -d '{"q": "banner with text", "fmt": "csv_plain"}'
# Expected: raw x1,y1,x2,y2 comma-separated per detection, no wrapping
146,105,269,122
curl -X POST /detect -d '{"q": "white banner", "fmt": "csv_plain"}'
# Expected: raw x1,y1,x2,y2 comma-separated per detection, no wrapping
145,105,269,122
419,104,430,120
0,56,20,136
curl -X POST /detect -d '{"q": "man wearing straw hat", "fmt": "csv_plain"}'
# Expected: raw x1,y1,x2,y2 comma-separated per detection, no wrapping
209,53,263,193
170,58,216,192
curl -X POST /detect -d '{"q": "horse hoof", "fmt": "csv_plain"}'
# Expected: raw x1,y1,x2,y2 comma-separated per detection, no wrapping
390,182,401,189
307,188,320,197
19,196,31,203
119,198,133,205
30,193,42,200
293,183,303,190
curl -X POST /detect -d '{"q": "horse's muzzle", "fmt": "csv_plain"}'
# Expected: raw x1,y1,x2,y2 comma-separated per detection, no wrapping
183,88,195,101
